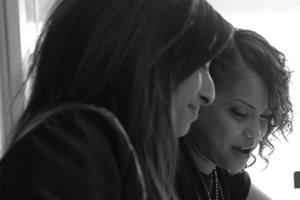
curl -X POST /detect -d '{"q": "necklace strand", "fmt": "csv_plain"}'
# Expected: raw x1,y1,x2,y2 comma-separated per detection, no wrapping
189,158,219,200
181,139,221,200
199,170,219,200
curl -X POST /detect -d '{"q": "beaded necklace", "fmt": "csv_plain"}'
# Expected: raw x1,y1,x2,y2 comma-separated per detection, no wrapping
189,158,220,200
182,139,221,200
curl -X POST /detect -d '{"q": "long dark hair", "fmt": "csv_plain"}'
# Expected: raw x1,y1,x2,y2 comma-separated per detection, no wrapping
9,0,233,199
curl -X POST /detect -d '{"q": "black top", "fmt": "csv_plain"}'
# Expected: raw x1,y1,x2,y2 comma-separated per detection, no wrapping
217,167,251,200
177,140,251,200
0,104,146,200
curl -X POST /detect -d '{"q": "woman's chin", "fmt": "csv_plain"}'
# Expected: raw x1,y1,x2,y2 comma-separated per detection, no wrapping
225,164,245,175
218,163,245,175
228,168,243,175
175,124,191,138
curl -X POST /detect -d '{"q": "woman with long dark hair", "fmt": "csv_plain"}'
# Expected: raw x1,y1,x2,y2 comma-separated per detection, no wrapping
0,0,233,199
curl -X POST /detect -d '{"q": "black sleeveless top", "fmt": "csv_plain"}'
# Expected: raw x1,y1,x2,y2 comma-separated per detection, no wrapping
217,167,251,200
177,141,251,200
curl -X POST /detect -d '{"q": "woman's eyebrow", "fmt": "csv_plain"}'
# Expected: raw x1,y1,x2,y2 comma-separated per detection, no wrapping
234,98,255,110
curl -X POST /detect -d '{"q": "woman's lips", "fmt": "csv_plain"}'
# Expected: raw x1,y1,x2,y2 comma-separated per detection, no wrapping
188,104,199,120
231,146,252,155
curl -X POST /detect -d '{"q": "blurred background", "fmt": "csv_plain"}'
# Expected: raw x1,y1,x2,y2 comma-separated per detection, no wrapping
0,0,299,199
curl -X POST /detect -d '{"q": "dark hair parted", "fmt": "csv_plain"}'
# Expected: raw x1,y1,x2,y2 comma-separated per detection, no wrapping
11,0,233,199
211,29,293,166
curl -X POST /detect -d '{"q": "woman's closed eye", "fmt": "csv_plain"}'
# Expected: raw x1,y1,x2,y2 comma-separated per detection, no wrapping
230,107,250,119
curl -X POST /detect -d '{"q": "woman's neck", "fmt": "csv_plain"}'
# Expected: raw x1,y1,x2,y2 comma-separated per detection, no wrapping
185,137,216,174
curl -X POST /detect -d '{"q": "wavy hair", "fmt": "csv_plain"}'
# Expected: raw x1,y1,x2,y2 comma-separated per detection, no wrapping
211,29,293,166
234,29,293,166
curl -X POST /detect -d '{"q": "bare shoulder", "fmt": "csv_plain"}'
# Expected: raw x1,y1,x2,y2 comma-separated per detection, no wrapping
246,183,272,200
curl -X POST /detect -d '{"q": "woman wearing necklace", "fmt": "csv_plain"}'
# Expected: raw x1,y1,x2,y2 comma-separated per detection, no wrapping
176,29,293,200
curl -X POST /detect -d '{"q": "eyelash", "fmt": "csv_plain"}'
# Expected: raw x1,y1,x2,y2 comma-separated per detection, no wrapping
230,108,249,118
231,108,271,122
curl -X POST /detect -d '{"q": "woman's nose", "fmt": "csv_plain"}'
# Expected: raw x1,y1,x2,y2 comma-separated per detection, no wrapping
198,69,215,106
243,125,260,141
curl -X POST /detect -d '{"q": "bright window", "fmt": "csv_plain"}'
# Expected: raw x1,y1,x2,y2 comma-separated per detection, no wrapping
0,0,22,155
0,0,56,155
19,0,56,71
18,0,56,105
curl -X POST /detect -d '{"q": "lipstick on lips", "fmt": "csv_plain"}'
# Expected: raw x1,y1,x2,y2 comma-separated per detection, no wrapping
231,146,253,155
188,104,199,120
